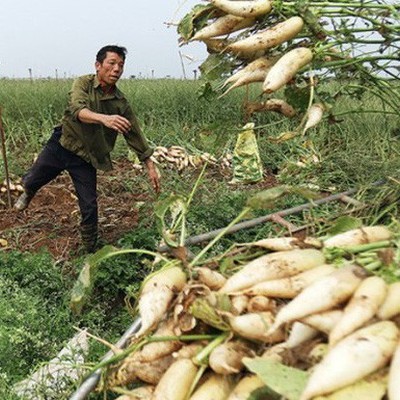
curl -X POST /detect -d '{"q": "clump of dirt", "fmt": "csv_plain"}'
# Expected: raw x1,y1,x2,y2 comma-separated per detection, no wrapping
0,160,150,259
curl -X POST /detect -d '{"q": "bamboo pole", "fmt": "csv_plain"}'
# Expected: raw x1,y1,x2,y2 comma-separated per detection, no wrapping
0,107,12,208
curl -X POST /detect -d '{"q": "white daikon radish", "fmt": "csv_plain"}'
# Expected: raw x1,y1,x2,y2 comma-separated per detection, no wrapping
191,15,256,41
230,311,285,343
113,352,173,386
209,340,254,374
388,340,400,400
210,0,272,18
231,294,250,315
300,309,343,334
133,354,174,385
244,99,298,118
195,266,227,290
227,374,265,400
262,47,313,93
136,286,176,337
323,225,392,248
114,385,154,400
146,265,187,291
137,318,182,362
302,103,325,134
221,56,276,89
173,343,205,360
234,48,268,60
135,266,187,337
152,358,198,400
243,264,335,298
299,321,399,400
285,321,319,349
219,248,326,294
377,281,400,320
329,276,387,346
219,67,269,97
306,342,329,365
247,295,276,313
220,56,279,96
203,38,232,54
221,67,250,89
190,373,235,400
227,16,304,55
269,265,364,333
240,236,322,251
260,343,288,364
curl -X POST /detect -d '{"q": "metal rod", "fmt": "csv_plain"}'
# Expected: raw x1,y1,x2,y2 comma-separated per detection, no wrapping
0,107,12,208
158,187,358,252
158,181,384,253
69,318,142,400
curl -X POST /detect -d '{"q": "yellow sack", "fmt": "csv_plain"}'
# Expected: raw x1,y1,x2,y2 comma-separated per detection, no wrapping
231,122,263,184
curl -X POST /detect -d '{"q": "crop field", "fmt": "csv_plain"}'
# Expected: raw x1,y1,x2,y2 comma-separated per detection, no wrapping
2,0,400,397
0,74,399,399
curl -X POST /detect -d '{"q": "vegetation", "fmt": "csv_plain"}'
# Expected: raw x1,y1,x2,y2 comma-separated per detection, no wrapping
0,74,399,398
1,77,399,186
1,1,399,397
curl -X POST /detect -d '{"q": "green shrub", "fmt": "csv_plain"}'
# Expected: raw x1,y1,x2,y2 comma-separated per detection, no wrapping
0,277,70,380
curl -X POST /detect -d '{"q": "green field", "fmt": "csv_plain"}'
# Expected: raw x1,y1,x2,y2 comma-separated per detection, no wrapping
0,77,399,399
1,77,399,183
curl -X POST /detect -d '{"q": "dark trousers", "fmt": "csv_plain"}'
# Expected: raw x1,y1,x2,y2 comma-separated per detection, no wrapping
22,127,98,226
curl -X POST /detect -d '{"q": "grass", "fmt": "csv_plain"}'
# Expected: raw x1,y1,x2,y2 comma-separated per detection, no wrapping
0,76,399,398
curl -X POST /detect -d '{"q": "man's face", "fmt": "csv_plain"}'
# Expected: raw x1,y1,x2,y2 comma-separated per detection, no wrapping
96,51,125,86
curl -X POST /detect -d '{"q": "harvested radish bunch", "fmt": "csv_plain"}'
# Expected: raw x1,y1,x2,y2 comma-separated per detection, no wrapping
97,223,400,400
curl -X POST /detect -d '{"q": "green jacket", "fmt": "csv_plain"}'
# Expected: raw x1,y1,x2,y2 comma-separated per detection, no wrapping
59,74,153,171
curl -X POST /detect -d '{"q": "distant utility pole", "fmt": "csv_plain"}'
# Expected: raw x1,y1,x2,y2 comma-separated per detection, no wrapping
178,51,187,80
55,69,58,80
28,68,33,82
151,69,154,79
193,69,197,80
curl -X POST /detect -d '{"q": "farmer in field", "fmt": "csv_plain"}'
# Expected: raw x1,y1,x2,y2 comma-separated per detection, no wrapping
14,45,160,253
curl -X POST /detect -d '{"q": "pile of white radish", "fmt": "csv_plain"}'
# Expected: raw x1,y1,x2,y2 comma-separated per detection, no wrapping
98,223,400,400
132,145,232,173
0,178,24,194
178,0,327,132
184,0,312,93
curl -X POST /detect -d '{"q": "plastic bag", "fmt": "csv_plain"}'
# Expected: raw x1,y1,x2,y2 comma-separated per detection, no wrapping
231,122,263,184
13,330,89,399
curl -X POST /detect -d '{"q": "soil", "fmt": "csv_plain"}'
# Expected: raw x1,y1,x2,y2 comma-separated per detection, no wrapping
0,160,278,260
0,160,150,260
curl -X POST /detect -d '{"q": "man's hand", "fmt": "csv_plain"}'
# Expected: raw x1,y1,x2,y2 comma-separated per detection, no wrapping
145,158,161,194
102,115,131,134
78,109,131,134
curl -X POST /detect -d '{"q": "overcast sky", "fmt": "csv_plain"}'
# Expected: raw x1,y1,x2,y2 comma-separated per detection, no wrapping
0,0,207,79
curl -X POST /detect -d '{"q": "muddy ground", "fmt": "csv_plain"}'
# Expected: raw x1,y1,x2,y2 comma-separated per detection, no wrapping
0,161,152,259
0,160,277,260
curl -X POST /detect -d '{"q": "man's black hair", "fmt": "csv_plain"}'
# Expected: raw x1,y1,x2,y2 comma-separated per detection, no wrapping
96,45,127,63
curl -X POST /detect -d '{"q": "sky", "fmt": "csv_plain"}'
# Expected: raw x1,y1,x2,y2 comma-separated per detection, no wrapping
0,0,207,79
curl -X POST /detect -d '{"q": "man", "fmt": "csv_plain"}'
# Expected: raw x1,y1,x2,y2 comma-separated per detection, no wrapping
14,45,160,253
